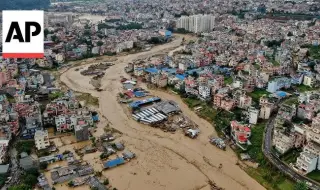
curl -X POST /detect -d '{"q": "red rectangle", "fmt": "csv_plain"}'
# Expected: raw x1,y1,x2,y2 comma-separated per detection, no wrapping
2,53,44,58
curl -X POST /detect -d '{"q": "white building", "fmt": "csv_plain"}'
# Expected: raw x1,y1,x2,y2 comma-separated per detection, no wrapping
273,131,295,154
176,14,215,33
34,130,50,150
248,107,259,124
198,86,211,99
232,80,243,89
296,152,318,174
303,75,315,87
267,77,291,93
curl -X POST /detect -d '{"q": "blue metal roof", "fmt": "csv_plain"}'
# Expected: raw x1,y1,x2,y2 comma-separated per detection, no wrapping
103,157,125,168
129,97,161,108
145,68,158,73
133,91,145,97
175,74,185,80
185,68,201,75
161,67,176,74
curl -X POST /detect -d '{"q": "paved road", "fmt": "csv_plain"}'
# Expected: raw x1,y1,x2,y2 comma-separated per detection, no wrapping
263,102,320,190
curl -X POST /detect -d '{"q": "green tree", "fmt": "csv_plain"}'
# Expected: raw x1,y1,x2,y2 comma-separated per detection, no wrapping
44,28,49,38
40,162,48,170
23,174,37,187
294,182,308,190
68,181,74,187
8,184,31,190
51,35,58,42
103,179,109,185
97,41,104,47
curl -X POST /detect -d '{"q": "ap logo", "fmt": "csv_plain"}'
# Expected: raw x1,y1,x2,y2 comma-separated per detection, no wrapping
2,11,44,58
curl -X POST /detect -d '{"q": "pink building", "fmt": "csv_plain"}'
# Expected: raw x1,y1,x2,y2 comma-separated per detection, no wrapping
231,121,251,144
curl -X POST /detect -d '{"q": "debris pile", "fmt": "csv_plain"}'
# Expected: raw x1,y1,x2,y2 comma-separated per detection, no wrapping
80,62,114,76
209,137,226,150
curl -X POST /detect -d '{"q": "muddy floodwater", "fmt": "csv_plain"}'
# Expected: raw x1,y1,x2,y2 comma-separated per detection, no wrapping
60,35,266,190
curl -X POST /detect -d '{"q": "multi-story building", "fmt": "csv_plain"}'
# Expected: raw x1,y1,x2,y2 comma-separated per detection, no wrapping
260,104,273,119
238,94,252,109
267,77,291,93
198,85,210,100
230,120,251,145
296,152,318,174
303,74,315,87
176,14,215,33
34,130,50,150
74,120,89,142
248,107,259,124
273,131,295,154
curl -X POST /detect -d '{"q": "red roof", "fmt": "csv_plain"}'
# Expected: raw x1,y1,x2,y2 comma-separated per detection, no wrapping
238,134,247,142
78,120,85,125
244,127,251,132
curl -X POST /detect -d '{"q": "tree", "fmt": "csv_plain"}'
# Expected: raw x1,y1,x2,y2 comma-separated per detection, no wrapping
44,28,49,38
294,182,308,190
103,179,109,185
68,181,74,187
40,162,48,170
97,41,103,47
83,30,91,36
51,35,58,43
191,71,199,79
22,174,38,187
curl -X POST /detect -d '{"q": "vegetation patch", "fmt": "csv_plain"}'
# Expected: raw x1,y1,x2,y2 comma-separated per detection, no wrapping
76,93,99,106
249,89,270,102
16,141,35,155
295,84,316,93
280,149,301,164
246,122,267,163
307,170,320,183
224,76,233,85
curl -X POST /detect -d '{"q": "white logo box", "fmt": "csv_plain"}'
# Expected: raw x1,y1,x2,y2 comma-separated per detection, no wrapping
2,10,44,58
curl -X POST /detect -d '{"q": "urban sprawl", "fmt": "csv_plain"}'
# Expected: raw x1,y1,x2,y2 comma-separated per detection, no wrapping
0,0,320,190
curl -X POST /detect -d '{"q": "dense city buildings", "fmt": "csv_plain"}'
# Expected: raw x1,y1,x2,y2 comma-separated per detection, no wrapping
0,0,320,190
176,14,215,33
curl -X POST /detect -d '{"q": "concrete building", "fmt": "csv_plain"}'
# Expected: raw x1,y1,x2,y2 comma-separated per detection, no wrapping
248,107,259,124
74,121,89,142
273,131,295,154
198,85,211,100
267,77,291,93
296,152,318,174
238,95,252,109
230,121,251,145
303,75,315,87
176,14,215,33
260,104,272,119
34,130,50,150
